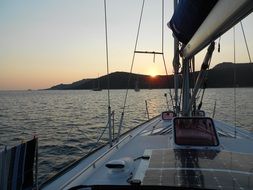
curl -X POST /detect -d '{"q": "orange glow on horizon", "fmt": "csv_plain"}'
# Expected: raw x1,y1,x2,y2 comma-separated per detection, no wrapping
148,68,158,78
150,73,157,78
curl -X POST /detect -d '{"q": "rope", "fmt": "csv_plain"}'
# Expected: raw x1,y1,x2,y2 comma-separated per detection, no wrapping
233,26,237,138
218,36,221,52
240,21,252,63
191,57,196,112
178,83,182,110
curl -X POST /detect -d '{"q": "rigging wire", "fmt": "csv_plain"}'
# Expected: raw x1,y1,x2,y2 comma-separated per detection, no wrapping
122,0,145,112
197,54,213,111
123,0,145,112
161,0,174,109
240,21,252,63
88,121,109,153
104,0,111,107
161,0,164,54
79,0,113,151
103,0,112,146
117,0,146,141
233,26,237,138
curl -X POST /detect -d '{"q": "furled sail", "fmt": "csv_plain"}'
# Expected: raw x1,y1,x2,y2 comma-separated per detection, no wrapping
169,0,253,58
168,0,218,45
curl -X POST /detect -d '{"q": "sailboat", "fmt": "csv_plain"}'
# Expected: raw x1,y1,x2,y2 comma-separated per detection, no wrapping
1,1,252,190
92,75,102,91
39,1,253,189
134,77,140,92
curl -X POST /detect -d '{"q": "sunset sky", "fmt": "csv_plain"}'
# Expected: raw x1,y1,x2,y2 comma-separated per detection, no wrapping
1,0,253,90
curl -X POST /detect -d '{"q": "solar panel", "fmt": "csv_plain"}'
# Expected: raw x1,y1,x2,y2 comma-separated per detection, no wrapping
142,149,253,189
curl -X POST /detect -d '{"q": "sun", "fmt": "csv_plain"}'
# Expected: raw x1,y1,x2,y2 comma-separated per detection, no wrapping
149,69,158,78
150,73,157,78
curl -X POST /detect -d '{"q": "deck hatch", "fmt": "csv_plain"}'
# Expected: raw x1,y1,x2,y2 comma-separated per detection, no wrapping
173,117,219,146
142,149,253,189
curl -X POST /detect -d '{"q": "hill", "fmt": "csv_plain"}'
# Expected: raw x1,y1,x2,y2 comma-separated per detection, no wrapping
207,62,253,87
48,62,253,90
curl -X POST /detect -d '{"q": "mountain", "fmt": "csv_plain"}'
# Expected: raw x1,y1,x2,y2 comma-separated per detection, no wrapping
49,79,92,90
206,62,253,87
48,62,253,90
49,72,174,90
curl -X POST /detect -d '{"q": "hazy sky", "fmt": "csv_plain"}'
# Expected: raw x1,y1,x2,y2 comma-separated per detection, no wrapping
0,0,253,90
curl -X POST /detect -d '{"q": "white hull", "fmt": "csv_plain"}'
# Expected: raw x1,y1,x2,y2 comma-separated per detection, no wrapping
41,115,253,189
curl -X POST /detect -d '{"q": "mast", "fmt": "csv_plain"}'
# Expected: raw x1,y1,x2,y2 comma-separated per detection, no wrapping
173,0,180,115
171,0,191,116
171,0,253,116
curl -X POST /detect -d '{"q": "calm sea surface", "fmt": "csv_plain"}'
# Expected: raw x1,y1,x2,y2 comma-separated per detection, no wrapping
0,89,253,183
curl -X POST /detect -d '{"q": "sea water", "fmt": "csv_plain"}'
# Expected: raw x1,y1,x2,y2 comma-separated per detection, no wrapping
0,88,252,183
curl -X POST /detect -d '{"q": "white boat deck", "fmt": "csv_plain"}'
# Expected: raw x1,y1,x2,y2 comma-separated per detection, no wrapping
41,115,253,190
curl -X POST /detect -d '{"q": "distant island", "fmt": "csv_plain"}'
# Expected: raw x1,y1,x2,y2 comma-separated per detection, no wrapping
48,62,253,90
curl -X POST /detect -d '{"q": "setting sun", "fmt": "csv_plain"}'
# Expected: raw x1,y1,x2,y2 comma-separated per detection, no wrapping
150,73,157,78
148,68,158,78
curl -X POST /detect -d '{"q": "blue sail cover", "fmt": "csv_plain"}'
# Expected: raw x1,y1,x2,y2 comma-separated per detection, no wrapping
169,0,218,44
